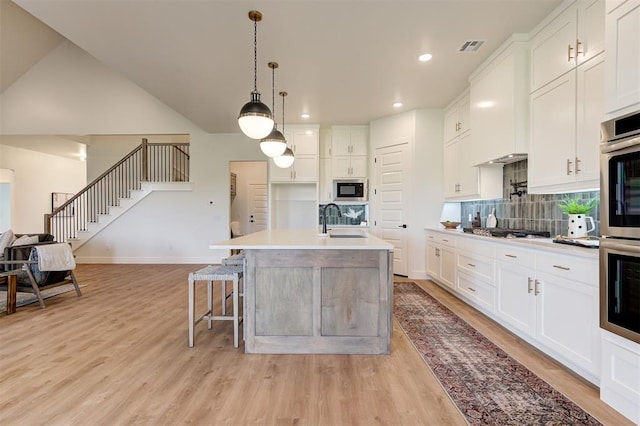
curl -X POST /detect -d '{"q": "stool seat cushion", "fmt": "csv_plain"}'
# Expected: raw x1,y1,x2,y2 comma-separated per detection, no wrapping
191,264,243,280
222,253,245,265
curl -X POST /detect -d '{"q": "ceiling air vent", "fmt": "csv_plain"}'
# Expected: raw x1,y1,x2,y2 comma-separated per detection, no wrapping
458,39,486,53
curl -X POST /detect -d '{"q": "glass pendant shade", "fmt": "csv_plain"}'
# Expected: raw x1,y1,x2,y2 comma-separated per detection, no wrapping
260,127,287,157
274,147,295,168
238,91,274,139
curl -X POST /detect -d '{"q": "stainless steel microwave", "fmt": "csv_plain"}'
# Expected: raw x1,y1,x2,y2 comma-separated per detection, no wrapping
333,179,368,201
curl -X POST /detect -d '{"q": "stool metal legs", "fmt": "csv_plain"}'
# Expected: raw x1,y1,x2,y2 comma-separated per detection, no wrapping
188,266,242,348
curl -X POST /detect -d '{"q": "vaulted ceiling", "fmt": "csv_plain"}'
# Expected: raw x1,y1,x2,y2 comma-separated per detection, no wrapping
4,0,562,134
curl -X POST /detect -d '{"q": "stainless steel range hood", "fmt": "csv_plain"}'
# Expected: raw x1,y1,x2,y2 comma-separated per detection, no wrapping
476,153,527,166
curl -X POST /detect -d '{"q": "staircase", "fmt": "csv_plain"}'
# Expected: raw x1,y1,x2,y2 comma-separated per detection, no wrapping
45,139,190,250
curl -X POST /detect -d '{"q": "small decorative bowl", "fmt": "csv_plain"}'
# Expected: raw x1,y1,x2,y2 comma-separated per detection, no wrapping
440,221,461,229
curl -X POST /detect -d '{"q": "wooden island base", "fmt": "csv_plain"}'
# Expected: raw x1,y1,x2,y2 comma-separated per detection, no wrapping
243,248,393,354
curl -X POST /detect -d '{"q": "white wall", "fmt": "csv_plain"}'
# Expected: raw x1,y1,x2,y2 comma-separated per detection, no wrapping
0,169,14,232
0,145,86,233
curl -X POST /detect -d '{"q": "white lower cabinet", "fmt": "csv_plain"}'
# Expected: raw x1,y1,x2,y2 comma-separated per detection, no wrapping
425,229,600,384
496,259,537,338
457,269,495,313
426,232,456,290
536,270,600,376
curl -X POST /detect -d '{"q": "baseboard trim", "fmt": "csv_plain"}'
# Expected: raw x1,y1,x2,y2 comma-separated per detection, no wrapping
75,256,223,264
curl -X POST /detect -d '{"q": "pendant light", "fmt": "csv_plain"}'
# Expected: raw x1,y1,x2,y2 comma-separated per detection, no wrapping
274,91,295,168
260,62,287,157
238,10,274,139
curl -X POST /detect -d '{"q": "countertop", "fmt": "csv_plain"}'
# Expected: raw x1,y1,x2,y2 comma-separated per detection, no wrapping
210,228,394,251
425,227,599,259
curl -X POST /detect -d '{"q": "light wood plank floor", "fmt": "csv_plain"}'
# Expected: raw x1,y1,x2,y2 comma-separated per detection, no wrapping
0,265,631,425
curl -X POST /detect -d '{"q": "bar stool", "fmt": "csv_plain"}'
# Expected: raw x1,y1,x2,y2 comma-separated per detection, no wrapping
188,264,243,348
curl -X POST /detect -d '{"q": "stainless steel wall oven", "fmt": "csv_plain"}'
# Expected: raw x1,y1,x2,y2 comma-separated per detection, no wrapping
601,110,640,238
600,238,640,343
600,110,640,343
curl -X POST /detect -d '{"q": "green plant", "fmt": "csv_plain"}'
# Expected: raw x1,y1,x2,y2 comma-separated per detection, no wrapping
557,196,599,215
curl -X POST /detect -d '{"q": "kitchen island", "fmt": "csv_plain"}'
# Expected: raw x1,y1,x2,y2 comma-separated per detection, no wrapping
210,229,394,354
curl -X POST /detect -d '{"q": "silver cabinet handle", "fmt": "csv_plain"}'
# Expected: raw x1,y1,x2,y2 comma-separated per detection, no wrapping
575,157,581,174
534,279,541,295
553,265,571,271
442,239,449,242
527,277,533,294
576,39,583,56
567,44,574,61
505,254,517,259
467,287,476,292
468,263,476,268
567,158,573,175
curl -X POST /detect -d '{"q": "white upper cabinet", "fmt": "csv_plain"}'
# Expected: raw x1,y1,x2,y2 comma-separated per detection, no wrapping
469,34,530,165
270,124,319,183
529,52,605,193
531,0,605,92
605,0,640,115
444,90,503,201
319,129,332,159
331,125,368,178
529,0,605,193
444,93,470,143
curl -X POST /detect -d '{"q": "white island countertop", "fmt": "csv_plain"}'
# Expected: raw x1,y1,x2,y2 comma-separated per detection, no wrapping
210,228,393,250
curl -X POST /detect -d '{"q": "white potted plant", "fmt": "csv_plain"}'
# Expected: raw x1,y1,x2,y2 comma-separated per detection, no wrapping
558,196,599,238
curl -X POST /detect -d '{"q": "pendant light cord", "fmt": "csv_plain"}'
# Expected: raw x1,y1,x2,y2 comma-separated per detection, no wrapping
271,66,276,126
281,93,285,134
253,18,258,92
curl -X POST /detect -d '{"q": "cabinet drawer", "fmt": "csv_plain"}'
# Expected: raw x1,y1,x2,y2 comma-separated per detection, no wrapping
426,231,457,248
495,244,536,269
457,270,495,312
458,251,494,282
457,237,497,257
536,252,598,285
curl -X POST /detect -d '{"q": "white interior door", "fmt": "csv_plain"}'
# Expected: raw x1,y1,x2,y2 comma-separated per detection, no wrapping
375,144,409,276
248,183,268,233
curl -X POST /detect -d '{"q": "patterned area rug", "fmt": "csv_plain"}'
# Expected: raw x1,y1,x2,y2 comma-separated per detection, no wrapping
0,283,82,313
394,282,601,426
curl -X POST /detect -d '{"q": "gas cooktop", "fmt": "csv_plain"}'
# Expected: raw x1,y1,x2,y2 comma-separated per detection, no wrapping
463,227,551,238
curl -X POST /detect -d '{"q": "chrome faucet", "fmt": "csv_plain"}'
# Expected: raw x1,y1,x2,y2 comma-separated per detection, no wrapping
321,203,342,234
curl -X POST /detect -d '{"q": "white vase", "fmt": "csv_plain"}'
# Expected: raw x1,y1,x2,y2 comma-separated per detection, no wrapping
567,214,595,238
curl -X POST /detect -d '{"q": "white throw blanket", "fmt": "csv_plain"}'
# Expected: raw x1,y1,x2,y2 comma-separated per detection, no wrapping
35,243,76,271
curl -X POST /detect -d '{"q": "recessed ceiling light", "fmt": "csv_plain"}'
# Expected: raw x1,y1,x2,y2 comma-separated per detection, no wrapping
418,53,433,62
301,113,310,119
392,102,403,108
305,130,313,135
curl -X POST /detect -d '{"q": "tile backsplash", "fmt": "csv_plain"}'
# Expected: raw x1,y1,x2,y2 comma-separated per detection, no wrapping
319,204,369,226
459,160,600,237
